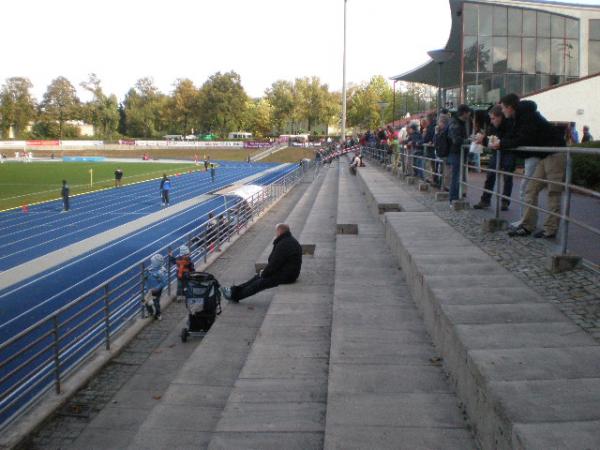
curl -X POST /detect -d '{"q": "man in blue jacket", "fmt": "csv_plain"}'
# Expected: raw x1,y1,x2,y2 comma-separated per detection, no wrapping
143,254,168,320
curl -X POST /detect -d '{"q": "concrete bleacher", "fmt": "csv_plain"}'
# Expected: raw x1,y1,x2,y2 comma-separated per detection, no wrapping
354,163,428,217
359,157,600,449
324,160,474,449
207,160,340,449
21,154,599,450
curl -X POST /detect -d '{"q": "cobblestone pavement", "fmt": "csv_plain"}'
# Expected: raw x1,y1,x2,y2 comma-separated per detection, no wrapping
16,180,310,450
405,182,600,343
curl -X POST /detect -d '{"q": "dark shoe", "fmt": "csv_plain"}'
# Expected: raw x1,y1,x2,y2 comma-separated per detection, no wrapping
507,226,531,237
533,230,556,239
221,287,238,302
473,202,490,210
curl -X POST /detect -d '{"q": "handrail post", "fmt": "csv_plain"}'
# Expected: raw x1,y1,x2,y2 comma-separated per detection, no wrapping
203,226,208,262
559,149,573,255
216,215,222,252
52,316,61,394
494,150,502,220
104,285,110,350
459,145,465,199
167,246,172,296
140,262,145,318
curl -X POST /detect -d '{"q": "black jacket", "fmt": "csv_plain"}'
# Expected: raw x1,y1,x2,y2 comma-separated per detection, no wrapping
262,230,302,283
484,117,513,149
448,117,469,154
500,100,565,159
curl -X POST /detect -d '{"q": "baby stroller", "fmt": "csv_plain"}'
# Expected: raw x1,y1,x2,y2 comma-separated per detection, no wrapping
181,272,222,342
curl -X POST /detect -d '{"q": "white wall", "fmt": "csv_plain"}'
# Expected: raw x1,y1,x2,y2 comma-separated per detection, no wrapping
524,75,600,139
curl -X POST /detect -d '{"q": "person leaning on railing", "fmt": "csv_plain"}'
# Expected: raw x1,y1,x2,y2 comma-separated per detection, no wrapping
433,114,451,190
494,94,566,239
472,105,516,211
447,105,472,205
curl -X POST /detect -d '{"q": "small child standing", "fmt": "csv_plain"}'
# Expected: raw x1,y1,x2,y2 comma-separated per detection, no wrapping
143,254,168,320
168,245,195,301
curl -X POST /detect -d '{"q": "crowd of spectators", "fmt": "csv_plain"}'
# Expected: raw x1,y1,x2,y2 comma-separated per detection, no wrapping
352,93,594,240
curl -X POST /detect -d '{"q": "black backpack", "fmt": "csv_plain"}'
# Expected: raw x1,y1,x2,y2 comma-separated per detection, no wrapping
185,272,221,332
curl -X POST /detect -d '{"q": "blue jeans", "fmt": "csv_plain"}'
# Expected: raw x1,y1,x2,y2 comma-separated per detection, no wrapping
447,152,461,202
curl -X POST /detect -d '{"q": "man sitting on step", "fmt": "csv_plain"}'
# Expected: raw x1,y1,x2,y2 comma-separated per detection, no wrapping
221,223,302,302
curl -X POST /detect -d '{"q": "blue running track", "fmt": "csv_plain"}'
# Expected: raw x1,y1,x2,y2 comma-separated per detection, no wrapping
0,160,296,426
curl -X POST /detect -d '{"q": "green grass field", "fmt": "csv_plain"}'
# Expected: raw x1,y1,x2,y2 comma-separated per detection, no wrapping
0,161,198,211
260,147,317,163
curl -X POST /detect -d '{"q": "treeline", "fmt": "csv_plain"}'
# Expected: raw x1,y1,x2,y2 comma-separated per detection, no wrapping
0,72,435,140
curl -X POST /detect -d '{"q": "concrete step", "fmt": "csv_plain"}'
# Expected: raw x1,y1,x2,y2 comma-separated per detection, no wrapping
355,162,428,218
255,166,328,273
207,163,340,449
323,157,475,450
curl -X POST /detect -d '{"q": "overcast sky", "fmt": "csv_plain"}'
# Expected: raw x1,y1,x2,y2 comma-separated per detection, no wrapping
1,0,599,101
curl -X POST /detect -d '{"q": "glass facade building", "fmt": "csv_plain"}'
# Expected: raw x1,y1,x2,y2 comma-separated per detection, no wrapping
392,0,600,106
463,2,580,103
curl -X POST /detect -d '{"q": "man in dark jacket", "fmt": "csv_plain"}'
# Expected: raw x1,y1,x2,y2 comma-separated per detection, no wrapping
447,104,471,204
473,105,515,210
221,223,302,302
496,94,566,238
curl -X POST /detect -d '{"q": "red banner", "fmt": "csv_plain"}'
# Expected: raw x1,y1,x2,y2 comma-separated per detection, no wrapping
26,140,60,146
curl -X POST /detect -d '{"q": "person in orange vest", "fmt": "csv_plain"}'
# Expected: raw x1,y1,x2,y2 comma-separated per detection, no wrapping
168,245,195,301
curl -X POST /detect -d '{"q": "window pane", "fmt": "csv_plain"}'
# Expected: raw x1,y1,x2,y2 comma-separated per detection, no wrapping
508,37,522,72
507,74,522,95
589,41,600,73
508,8,522,36
566,39,579,77
523,38,536,73
537,74,550,90
537,12,551,38
589,19,600,41
463,36,478,72
566,18,579,39
523,10,536,37
523,74,537,94
536,38,550,73
551,38,565,74
551,15,565,38
493,37,508,73
464,3,478,35
479,5,493,36
493,6,507,36
479,36,492,72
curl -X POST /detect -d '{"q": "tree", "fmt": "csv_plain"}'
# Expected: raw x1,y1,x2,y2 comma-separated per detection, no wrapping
168,78,201,135
244,98,273,137
294,76,339,133
39,76,80,139
81,74,120,139
198,71,248,136
122,77,166,138
0,77,36,139
265,80,295,134
347,75,394,131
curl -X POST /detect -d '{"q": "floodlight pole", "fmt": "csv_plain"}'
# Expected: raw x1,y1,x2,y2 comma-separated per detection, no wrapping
341,0,347,143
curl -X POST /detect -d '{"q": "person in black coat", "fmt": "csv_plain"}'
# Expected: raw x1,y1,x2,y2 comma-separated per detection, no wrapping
221,224,302,302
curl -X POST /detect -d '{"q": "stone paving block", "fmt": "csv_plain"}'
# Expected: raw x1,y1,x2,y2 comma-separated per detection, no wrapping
468,346,600,382
209,432,323,450
215,402,326,432
239,356,329,380
333,304,424,329
230,378,327,403
324,425,475,450
67,426,135,450
85,406,148,430
160,384,232,408
328,363,453,394
249,340,330,359
139,404,223,432
442,302,569,325
128,429,211,450
326,393,465,428
512,420,600,450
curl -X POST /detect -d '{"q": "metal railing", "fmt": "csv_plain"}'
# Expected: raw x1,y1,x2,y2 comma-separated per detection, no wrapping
361,142,600,260
0,163,308,429
457,144,600,256
361,144,448,190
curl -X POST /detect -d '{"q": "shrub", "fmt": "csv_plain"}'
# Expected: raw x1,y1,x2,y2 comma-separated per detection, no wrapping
572,149,600,191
